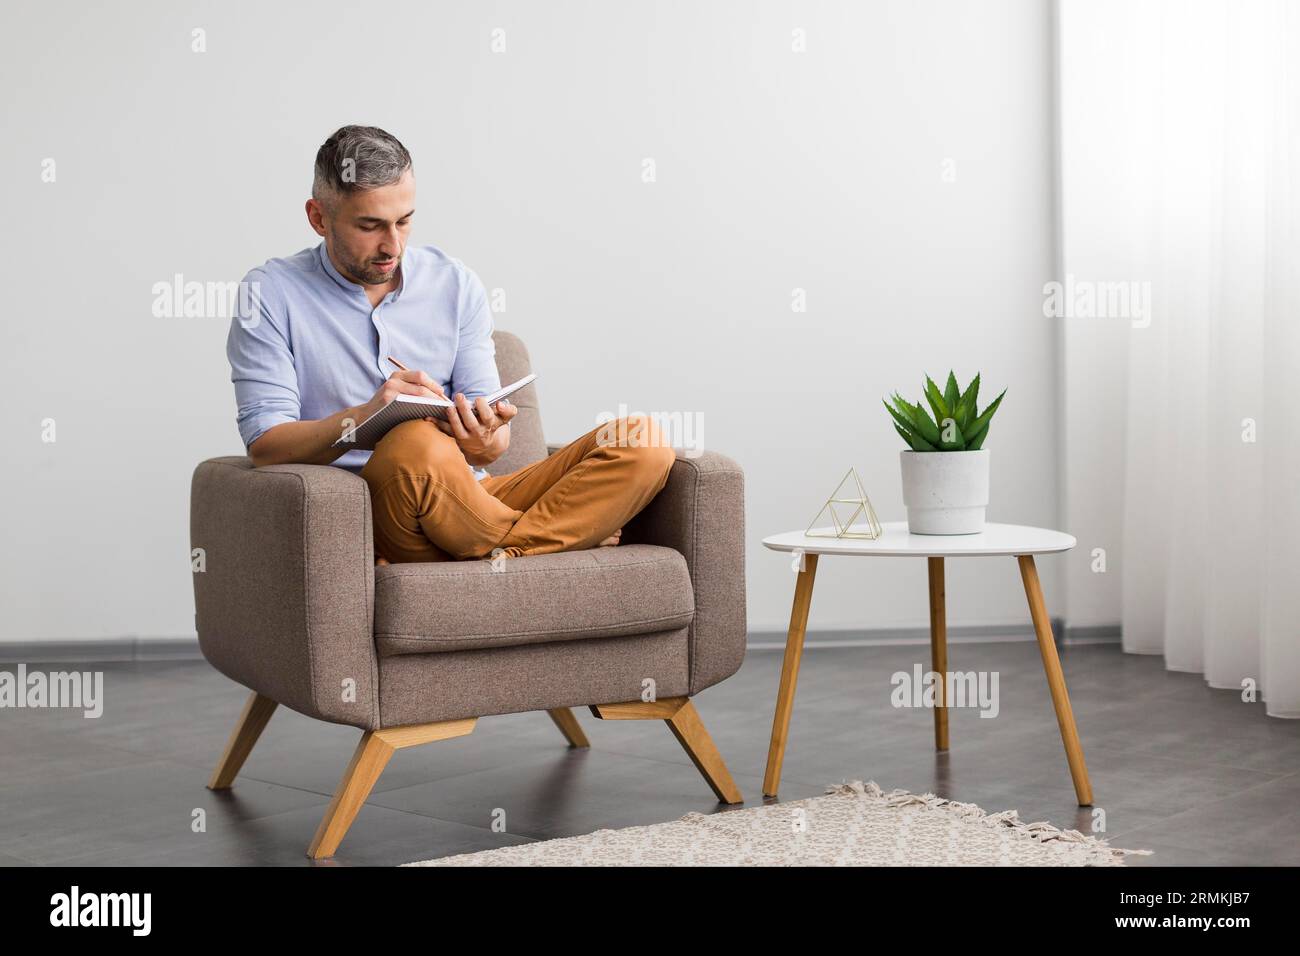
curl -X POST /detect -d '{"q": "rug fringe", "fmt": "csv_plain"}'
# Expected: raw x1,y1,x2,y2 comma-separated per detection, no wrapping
824,779,1153,860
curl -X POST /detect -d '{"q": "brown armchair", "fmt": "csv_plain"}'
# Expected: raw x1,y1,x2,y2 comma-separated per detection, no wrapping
191,331,748,858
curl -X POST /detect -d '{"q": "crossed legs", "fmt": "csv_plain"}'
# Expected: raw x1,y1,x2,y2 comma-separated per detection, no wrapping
361,415,677,563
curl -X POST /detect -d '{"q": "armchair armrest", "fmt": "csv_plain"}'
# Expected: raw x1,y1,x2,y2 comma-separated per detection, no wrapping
190,457,380,730
620,450,747,695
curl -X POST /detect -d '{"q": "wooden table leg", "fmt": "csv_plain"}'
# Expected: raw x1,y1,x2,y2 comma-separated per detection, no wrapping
762,552,818,797
1017,554,1094,806
928,557,949,751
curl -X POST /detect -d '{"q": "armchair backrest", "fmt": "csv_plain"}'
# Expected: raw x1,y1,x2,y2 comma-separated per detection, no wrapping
486,330,547,476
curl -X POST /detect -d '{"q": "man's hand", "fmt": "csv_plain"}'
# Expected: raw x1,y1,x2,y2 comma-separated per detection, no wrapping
248,369,448,467
358,369,446,421
433,393,517,466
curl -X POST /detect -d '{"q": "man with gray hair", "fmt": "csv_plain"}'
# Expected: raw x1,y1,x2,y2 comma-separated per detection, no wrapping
227,125,675,563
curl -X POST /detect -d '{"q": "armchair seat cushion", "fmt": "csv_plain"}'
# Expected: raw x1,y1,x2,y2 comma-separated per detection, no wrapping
373,544,695,657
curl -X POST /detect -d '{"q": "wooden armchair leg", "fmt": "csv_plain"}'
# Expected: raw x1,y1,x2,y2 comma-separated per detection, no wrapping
590,696,743,805
547,707,591,748
208,691,278,790
307,718,477,860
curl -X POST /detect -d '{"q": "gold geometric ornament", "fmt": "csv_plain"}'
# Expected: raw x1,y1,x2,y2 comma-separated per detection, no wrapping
804,467,883,539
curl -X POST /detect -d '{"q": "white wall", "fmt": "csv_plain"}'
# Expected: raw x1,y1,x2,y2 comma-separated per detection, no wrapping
0,0,1061,645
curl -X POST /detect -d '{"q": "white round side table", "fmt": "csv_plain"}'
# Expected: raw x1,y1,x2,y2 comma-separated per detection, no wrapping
760,521,1092,805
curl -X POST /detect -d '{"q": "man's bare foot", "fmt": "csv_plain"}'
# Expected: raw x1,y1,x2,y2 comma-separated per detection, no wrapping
598,529,622,548
376,556,390,566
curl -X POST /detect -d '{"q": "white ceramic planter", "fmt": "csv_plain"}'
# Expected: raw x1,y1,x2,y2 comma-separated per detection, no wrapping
899,450,990,534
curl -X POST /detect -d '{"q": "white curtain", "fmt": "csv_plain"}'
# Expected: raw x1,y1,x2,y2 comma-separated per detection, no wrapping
1061,0,1300,716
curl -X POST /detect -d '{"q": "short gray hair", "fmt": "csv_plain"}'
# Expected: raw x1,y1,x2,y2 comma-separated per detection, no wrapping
312,125,412,204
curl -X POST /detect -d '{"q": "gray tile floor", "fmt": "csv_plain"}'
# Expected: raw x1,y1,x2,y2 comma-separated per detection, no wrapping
3,642,1297,866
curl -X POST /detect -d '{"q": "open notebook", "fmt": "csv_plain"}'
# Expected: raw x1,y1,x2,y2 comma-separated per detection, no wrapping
332,373,536,451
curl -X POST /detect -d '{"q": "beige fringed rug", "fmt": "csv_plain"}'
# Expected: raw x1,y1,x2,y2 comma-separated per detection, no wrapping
404,780,1152,866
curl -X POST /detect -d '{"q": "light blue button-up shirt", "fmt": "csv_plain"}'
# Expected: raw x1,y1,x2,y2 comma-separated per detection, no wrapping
226,241,501,480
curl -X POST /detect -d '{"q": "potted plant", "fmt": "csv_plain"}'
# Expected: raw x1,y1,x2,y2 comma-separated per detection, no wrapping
882,372,1005,535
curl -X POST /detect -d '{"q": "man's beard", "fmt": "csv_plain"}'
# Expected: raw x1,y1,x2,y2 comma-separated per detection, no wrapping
337,244,401,285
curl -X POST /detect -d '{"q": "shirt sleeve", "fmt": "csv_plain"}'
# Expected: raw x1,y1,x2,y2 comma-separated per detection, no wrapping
448,265,502,401
225,268,300,449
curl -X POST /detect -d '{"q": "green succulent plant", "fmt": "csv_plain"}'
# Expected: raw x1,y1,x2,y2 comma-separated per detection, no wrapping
883,372,1005,452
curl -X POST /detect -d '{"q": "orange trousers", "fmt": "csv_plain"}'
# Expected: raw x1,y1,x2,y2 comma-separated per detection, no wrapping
360,415,676,563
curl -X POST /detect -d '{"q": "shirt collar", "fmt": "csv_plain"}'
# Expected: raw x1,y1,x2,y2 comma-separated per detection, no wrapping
316,241,408,303
389,247,409,302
